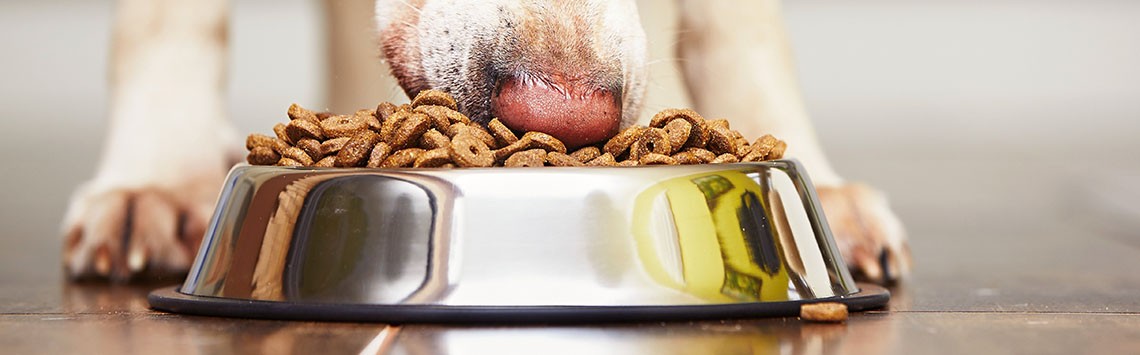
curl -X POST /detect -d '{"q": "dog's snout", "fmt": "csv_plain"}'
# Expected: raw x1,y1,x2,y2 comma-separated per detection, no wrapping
378,0,648,145
491,73,621,148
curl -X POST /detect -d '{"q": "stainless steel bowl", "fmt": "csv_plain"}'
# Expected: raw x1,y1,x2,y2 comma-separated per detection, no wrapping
149,160,888,323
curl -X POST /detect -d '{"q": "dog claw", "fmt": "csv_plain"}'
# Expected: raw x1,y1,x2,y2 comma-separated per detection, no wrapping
93,246,112,277
879,250,894,284
128,246,147,273
61,182,220,282
855,254,883,284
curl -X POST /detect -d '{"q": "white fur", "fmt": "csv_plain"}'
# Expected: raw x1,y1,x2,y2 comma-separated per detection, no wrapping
604,0,649,128
62,0,233,279
676,0,842,186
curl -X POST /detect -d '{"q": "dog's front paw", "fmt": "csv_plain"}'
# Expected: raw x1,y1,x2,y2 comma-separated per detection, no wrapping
816,183,911,285
62,174,224,282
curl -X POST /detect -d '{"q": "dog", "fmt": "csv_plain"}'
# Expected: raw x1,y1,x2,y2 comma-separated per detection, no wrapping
62,0,910,284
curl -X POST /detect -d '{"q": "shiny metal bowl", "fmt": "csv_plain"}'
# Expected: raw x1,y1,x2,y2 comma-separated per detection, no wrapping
149,160,888,323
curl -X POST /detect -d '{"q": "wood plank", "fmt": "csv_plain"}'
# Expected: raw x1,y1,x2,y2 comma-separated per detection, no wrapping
2,313,1138,355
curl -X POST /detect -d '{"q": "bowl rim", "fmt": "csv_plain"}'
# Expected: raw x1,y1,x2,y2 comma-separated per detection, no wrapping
148,283,888,324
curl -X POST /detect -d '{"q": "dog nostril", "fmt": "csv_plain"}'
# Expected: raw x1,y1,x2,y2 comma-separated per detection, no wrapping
490,75,622,148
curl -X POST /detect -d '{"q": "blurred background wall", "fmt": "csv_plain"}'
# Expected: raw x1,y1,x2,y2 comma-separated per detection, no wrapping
1,0,1137,275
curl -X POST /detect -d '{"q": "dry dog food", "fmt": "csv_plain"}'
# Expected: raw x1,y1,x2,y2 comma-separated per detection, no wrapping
800,302,849,322
246,90,787,168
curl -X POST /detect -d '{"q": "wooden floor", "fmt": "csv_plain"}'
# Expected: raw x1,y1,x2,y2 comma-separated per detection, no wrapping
3,158,1139,354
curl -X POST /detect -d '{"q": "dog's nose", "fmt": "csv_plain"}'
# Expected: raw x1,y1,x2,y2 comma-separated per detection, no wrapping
491,74,621,148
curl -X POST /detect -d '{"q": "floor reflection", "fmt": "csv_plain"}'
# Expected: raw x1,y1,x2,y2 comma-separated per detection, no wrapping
61,282,170,312
389,313,899,355
56,282,902,355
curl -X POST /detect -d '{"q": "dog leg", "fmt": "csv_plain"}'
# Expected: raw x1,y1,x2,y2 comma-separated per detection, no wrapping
675,0,910,283
62,0,235,281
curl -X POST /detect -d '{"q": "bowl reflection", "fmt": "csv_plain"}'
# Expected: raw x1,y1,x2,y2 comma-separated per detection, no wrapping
151,160,886,322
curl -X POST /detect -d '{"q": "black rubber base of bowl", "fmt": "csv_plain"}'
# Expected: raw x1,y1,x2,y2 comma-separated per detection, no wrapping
149,284,888,324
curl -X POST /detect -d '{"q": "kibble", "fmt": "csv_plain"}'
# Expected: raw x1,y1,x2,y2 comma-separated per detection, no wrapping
247,146,280,165
586,152,616,166
449,130,495,167
314,156,336,168
334,130,381,167
411,89,458,111
413,147,453,168
246,133,277,150
276,157,304,167
245,89,787,168
488,118,518,146
504,149,546,167
629,127,671,160
285,118,325,142
319,137,351,156
546,151,584,167
382,148,425,168
287,103,320,123
800,302,848,322
280,146,314,166
419,129,450,150
296,138,323,161
569,146,601,163
365,142,393,168
320,115,369,138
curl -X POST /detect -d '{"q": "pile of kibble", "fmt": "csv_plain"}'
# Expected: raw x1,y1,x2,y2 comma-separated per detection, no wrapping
245,90,787,168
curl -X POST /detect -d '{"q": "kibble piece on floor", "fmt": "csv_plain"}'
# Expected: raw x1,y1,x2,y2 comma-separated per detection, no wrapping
800,302,848,322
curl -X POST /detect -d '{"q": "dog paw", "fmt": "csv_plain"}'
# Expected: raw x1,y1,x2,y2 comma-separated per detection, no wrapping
61,174,225,282
816,183,911,285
